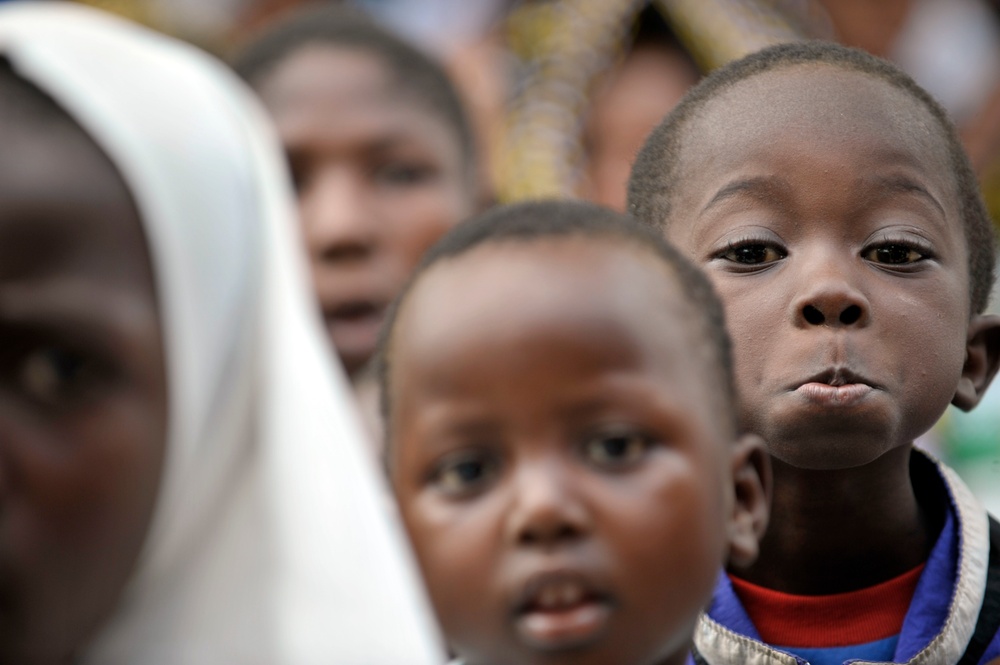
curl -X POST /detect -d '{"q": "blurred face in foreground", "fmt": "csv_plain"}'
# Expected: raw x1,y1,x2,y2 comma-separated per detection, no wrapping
0,87,167,663
388,237,766,665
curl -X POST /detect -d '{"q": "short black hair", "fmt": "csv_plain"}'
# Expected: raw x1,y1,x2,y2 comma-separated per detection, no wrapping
232,4,476,170
627,40,997,314
376,199,737,440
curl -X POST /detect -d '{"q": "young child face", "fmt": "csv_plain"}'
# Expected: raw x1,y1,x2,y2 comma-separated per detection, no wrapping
0,104,167,660
256,45,475,377
388,239,741,665
663,64,972,470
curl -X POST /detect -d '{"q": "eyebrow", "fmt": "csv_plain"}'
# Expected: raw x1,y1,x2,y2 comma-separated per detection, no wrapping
701,173,948,220
864,174,946,219
364,132,440,156
284,130,441,161
701,176,789,214
0,279,154,338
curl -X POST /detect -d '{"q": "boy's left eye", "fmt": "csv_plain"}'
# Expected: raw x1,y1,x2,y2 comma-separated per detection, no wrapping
863,243,928,265
430,452,499,497
582,431,651,468
374,162,437,187
714,239,786,269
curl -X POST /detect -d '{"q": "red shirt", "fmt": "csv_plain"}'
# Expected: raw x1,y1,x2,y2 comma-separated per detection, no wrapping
729,564,925,648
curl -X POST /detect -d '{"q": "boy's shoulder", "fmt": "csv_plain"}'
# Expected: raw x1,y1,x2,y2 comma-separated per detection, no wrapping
968,514,1000,663
696,451,1000,665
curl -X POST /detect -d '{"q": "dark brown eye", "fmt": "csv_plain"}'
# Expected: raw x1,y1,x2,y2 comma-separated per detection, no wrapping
865,244,924,265
583,431,650,468
720,243,784,265
374,162,437,187
432,454,498,496
18,346,99,406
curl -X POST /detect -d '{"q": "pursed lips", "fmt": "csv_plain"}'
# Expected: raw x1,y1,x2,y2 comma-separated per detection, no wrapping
789,367,881,407
793,367,880,390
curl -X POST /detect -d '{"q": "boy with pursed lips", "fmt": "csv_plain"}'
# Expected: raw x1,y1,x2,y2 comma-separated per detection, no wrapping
628,42,1000,664
379,200,770,665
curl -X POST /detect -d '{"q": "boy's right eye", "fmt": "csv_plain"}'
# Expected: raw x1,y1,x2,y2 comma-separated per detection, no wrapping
373,161,437,187
431,453,498,497
717,240,786,266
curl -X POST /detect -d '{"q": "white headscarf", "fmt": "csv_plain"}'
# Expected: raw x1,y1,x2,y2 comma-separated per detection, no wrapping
0,4,444,663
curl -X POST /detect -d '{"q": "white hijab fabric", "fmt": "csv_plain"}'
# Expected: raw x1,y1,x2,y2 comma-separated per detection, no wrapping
0,4,443,664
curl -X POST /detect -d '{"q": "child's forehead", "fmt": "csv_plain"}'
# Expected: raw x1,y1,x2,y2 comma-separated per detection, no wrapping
390,237,726,412
411,238,685,319
394,238,704,367
258,44,392,108
0,70,142,241
693,64,946,157
672,63,958,217
0,104,123,203
260,43,465,151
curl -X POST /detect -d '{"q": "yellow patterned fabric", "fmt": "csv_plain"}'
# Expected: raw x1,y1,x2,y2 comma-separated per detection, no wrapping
497,0,828,203
500,0,645,202
655,0,829,71
75,0,153,26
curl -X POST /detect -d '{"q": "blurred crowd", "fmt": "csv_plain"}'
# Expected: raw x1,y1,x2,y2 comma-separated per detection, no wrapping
62,0,1000,506
2,1,1000,663
63,0,1000,212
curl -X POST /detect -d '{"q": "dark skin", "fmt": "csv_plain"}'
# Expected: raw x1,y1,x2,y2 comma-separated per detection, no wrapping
0,102,167,662
755,449,934,593
663,64,1000,594
255,45,476,378
388,239,769,665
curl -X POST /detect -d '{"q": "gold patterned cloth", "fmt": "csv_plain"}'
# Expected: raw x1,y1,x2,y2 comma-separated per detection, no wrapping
497,0,830,203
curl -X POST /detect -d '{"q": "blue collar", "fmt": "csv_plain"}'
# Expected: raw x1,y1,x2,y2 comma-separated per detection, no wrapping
697,450,990,665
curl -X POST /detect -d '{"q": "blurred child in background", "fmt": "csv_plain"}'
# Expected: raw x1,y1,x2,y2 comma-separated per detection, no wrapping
579,6,698,212
234,6,479,381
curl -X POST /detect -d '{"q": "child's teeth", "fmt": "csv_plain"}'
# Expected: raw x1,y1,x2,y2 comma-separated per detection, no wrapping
536,581,584,609
539,586,559,609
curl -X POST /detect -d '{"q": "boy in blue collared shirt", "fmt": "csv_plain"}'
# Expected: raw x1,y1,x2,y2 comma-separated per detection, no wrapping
628,42,1000,665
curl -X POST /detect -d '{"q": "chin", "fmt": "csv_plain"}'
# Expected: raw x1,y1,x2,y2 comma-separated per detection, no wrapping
764,421,900,471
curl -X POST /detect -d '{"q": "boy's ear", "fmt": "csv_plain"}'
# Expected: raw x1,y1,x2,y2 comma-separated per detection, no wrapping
726,433,771,570
952,314,1000,411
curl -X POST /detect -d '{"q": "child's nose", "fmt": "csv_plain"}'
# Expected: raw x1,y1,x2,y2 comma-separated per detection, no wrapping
791,258,871,329
301,165,377,264
800,302,865,326
505,461,590,548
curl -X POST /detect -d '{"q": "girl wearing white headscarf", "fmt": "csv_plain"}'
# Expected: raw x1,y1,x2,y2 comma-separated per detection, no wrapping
0,3,443,663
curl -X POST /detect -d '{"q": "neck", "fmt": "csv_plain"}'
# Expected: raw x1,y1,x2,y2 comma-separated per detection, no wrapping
732,446,940,595
657,643,695,665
